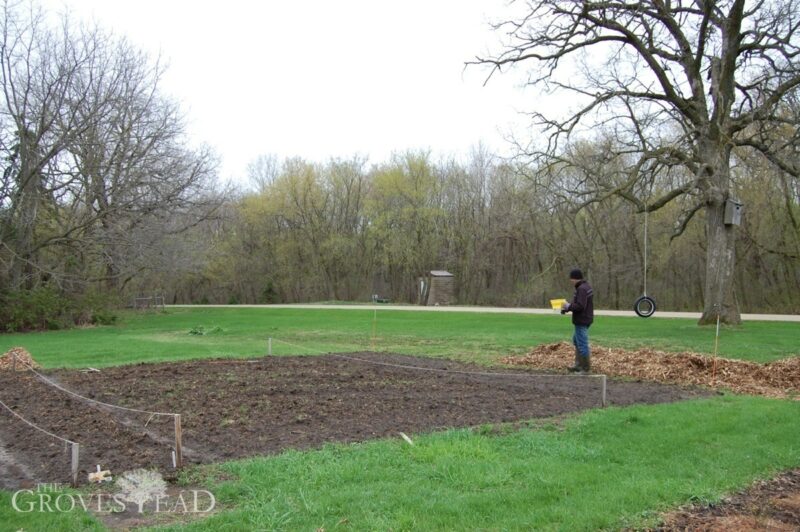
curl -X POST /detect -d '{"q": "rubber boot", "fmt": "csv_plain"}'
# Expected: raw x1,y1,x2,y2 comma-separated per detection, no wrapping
568,348,581,372
579,352,591,374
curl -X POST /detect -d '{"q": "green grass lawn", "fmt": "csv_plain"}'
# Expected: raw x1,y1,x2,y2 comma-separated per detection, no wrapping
161,396,796,530
2,396,797,531
0,307,797,368
1,308,799,530
0,490,104,532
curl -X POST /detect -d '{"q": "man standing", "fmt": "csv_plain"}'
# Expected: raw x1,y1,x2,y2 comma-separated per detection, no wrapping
561,269,594,373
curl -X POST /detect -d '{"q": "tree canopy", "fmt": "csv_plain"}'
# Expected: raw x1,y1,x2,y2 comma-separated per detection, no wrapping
0,1,223,296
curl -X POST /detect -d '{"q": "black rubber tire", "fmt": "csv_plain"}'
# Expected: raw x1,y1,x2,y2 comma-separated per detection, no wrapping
634,296,656,318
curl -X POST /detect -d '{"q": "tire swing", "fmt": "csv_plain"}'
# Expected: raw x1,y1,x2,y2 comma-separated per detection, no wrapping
634,203,656,318
634,294,656,318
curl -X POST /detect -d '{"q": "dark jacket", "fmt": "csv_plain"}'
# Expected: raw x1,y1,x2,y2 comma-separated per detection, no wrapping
569,280,594,326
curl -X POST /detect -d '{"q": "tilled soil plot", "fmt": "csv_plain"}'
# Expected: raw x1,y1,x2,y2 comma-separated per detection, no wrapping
0,353,708,488
0,371,173,489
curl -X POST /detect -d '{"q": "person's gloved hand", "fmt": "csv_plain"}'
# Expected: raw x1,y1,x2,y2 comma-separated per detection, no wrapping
561,301,570,314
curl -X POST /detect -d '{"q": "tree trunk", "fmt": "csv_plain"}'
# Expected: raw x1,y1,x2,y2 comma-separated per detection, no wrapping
699,199,741,325
10,129,39,290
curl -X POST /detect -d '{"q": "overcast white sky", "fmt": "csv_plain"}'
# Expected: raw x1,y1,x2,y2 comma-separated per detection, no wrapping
40,0,535,183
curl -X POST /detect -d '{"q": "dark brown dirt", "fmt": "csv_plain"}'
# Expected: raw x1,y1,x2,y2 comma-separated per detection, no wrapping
657,468,800,531
0,353,709,489
0,371,173,489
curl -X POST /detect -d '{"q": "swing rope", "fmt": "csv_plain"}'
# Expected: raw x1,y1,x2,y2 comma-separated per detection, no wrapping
634,178,657,318
643,206,649,297
643,175,655,297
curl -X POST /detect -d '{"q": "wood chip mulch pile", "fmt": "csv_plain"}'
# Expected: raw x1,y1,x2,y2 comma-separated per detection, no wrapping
0,347,41,371
658,468,800,531
501,342,800,399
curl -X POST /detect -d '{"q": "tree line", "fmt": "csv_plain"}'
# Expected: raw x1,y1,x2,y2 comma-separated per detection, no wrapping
142,147,798,315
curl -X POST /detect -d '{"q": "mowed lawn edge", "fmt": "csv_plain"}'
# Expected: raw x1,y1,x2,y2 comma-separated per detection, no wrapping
1,395,797,531
1,307,798,368
149,395,799,531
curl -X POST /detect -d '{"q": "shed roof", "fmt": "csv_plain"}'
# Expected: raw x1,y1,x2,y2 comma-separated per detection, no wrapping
430,270,453,277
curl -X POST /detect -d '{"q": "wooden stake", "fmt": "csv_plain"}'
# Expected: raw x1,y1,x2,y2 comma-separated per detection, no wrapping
11,351,16,372
174,415,183,468
601,375,607,408
268,337,272,356
370,310,377,350
71,443,80,487
712,310,721,385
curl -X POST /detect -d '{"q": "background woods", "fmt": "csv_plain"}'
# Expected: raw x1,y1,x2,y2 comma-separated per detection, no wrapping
166,147,800,314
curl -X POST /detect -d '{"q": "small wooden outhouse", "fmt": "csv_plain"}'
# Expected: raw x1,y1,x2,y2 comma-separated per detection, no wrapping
419,270,454,306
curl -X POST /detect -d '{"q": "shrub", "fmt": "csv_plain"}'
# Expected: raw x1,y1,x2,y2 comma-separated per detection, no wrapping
0,286,119,332
260,281,279,304
0,286,69,332
74,291,119,326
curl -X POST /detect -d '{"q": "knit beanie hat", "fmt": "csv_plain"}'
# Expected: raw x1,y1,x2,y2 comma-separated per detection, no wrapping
569,268,583,280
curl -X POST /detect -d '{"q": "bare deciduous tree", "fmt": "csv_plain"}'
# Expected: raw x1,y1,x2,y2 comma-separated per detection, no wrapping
247,154,280,193
473,0,800,324
0,0,224,296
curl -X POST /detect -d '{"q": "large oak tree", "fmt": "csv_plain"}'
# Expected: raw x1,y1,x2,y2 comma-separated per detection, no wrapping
475,0,800,324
